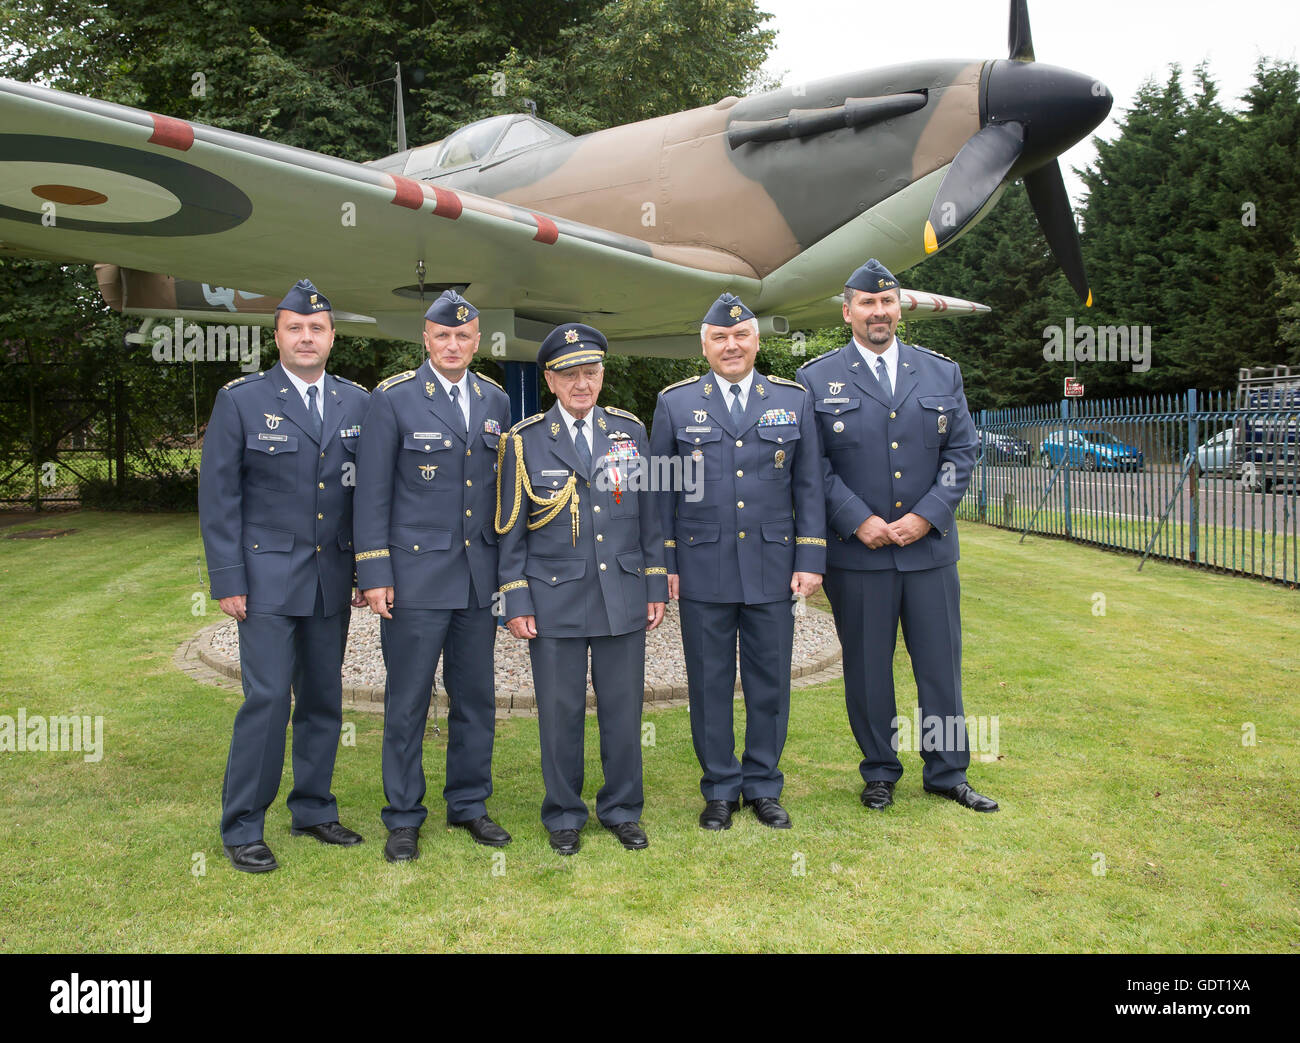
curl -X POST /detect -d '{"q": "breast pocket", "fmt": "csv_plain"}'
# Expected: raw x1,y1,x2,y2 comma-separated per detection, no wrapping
400,433,453,492
918,396,959,448
244,434,300,491
814,398,862,450
756,425,800,480
676,426,723,481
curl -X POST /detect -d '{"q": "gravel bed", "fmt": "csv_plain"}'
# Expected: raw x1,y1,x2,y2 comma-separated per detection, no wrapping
208,598,841,697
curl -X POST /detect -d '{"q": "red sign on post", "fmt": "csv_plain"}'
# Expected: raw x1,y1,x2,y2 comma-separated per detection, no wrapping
1064,377,1084,397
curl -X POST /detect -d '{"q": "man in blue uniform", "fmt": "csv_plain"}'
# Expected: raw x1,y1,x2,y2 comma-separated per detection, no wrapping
797,259,997,813
354,291,513,863
199,278,370,873
650,294,825,831
496,323,668,855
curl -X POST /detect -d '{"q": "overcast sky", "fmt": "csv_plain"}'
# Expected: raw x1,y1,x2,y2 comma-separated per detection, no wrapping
760,0,1300,205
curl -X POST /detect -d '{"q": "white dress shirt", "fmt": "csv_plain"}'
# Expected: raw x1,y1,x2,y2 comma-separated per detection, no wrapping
854,336,899,391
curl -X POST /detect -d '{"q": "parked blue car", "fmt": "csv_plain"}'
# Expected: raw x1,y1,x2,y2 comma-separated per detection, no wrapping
1038,430,1144,471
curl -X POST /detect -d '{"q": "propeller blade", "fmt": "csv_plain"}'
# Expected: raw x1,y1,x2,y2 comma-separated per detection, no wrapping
1008,0,1035,62
1024,159,1092,305
924,121,1024,254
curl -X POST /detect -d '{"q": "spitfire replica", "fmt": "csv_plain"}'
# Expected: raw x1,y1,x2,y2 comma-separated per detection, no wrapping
0,0,1109,414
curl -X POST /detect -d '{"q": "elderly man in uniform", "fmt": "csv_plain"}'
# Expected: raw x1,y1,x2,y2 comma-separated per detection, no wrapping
496,323,667,855
199,278,370,873
354,290,513,863
650,293,825,831
797,259,997,813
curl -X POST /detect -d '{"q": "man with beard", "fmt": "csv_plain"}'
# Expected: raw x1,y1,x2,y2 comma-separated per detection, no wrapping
797,259,997,814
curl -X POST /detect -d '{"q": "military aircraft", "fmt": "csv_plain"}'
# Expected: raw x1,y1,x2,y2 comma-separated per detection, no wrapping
0,0,1109,387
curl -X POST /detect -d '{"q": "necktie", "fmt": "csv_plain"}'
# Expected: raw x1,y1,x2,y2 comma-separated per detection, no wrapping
449,384,467,433
305,385,323,441
574,418,591,474
729,384,744,426
875,357,893,401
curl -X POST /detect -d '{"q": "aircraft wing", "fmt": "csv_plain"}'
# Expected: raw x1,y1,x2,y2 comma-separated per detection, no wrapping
0,78,757,348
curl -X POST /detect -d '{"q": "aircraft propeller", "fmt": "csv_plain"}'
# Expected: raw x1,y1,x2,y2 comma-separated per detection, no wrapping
923,0,1111,304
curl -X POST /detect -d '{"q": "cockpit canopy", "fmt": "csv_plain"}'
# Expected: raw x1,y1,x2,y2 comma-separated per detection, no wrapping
402,114,570,180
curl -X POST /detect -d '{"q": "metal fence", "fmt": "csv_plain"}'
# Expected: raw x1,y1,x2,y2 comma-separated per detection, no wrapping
959,390,1300,585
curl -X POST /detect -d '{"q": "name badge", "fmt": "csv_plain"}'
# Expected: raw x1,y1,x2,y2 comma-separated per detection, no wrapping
257,433,288,441
685,425,712,433
822,397,850,404
541,469,570,476
412,431,441,439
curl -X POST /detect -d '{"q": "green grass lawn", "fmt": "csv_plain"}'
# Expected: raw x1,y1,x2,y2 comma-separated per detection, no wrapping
1,512,1296,952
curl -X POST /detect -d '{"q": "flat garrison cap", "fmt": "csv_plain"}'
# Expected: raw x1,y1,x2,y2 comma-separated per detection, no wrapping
424,289,478,326
276,278,332,315
537,323,607,371
846,258,900,294
702,292,755,328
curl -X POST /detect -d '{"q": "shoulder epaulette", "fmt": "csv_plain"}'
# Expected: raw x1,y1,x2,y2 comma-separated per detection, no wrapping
375,370,416,392
509,413,545,435
661,374,701,393
604,405,644,427
916,346,956,363
473,371,505,392
803,347,839,367
222,371,265,391
767,374,807,391
334,375,368,392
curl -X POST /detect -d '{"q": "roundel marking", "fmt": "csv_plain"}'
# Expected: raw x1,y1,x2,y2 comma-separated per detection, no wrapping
0,134,251,236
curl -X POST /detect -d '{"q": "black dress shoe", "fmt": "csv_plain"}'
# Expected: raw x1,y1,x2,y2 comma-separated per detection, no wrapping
549,828,581,856
925,781,999,812
224,840,278,873
605,821,649,850
448,814,512,847
746,796,792,829
699,799,740,831
860,780,896,810
384,826,420,862
291,821,364,845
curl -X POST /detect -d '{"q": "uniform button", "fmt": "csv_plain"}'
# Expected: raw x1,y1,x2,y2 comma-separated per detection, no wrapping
444,440,452,447
465,509,472,517
252,543,259,549
784,535,789,542
318,482,325,489
466,449,472,456
466,479,472,487
890,411,897,419
891,441,898,449
317,513,323,520
695,437,701,443
551,576,557,582
599,563,607,571
736,469,743,477
424,444,431,450
777,437,784,443
894,470,902,478
737,501,745,509
593,505,601,513
735,439,743,447
738,531,746,539
413,544,420,551
316,545,322,552
320,452,325,458
895,501,902,508
267,446,275,453
465,539,470,547
835,408,841,414
596,534,604,542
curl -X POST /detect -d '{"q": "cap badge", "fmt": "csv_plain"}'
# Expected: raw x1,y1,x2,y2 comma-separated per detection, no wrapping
564,329,579,344
729,305,742,319
456,305,469,321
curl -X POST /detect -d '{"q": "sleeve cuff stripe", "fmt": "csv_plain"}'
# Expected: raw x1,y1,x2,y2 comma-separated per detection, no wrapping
500,580,528,593
355,549,390,561
796,537,827,546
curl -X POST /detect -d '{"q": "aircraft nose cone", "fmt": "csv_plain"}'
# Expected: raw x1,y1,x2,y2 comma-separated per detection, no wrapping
984,59,1113,176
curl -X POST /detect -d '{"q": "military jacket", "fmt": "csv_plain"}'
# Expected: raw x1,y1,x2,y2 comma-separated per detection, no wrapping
797,340,976,572
198,362,369,614
649,372,826,603
353,359,511,609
